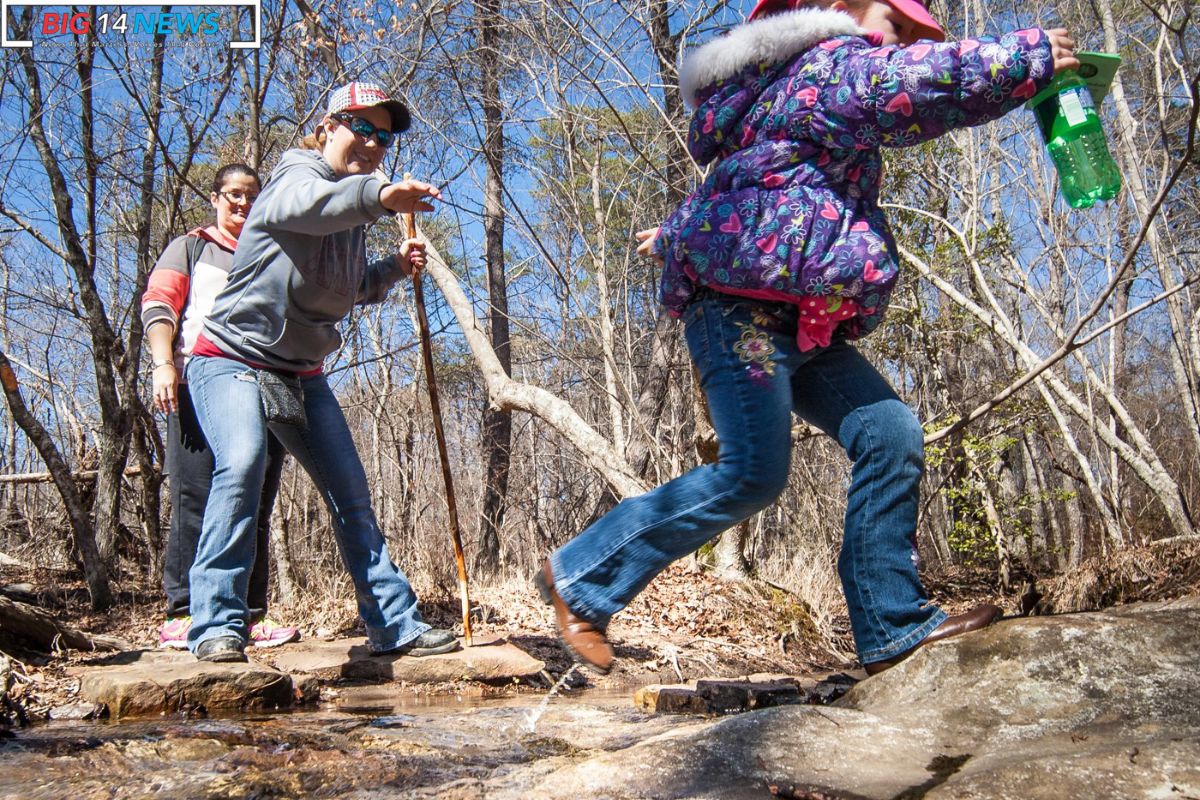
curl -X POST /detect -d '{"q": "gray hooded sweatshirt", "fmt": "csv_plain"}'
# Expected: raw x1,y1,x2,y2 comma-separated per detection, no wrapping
202,148,404,373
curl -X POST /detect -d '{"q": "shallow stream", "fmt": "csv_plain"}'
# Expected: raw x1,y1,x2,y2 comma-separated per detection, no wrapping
0,681,701,799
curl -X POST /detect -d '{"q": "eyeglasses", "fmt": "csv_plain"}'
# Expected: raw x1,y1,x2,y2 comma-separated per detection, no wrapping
331,112,397,148
217,190,258,204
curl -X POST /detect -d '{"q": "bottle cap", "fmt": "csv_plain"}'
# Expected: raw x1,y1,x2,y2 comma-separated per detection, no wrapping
1026,51,1123,111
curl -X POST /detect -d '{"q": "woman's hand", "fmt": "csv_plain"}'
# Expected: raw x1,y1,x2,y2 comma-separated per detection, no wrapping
1045,28,1080,74
635,227,663,263
152,363,179,414
380,178,443,215
398,238,427,278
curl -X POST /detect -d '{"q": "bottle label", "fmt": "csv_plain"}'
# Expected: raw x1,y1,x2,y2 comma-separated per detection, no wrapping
1058,86,1094,127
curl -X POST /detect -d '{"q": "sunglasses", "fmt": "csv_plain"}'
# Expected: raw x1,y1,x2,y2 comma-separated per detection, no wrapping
331,112,397,148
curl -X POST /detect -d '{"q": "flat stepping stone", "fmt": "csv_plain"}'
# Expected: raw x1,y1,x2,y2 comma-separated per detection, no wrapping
271,636,544,683
635,677,805,714
76,650,294,717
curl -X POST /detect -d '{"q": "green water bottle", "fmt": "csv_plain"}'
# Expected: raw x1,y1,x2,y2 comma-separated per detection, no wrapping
1029,54,1123,209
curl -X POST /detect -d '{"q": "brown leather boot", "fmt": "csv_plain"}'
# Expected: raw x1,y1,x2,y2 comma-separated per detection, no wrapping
534,560,614,675
864,603,1002,676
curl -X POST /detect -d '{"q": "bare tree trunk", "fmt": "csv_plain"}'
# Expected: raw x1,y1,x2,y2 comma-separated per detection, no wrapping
82,34,125,565
106,31,167,567
1060,465,1088,569
591,149,627,458
645,0,713,199
129,413,163,580
17,38,123,575
364,315,395,526
1106,271,1134,541
971,463,1010,591
269,492,297,607
395,383,420,535
713,521,751,581
690,365,750,580
625,312,681,480
0,351,110,608
1021,433,1057,571
476,0,512,575
1191,307,1200,394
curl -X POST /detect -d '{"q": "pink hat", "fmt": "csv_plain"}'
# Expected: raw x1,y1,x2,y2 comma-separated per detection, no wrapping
886,0,944,42
746,0,791,19
326,82,411,133
748,0,945,43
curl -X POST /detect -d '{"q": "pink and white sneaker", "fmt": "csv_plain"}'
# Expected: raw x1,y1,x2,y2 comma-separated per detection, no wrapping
249,617,300,649
158,616,191,649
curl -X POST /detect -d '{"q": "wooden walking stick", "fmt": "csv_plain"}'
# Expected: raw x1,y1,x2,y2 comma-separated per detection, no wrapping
401,205,473,647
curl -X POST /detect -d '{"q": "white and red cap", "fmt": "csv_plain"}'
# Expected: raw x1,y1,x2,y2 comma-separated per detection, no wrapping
747,0,945,42
326,82,411,133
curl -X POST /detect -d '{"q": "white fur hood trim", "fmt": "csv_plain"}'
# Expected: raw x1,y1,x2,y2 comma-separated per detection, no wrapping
679,8,862,108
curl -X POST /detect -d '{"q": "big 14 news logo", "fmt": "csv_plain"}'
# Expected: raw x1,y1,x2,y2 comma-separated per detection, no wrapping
39,9,221,36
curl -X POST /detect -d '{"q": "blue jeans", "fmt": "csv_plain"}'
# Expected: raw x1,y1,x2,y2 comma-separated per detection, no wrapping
163,383,285,620
185,355,429,653
551,295,946,664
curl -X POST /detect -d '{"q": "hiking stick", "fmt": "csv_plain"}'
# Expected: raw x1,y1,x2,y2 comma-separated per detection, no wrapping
400,206,473,647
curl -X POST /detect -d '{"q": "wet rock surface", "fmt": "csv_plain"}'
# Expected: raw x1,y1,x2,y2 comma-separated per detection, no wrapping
65,637,545,719
526,597,1200,799
272,635,544,683
1,598,1196,799
75,650,294,717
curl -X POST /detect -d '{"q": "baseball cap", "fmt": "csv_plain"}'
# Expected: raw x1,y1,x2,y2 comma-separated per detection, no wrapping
326,82,411,134
748,0,945,43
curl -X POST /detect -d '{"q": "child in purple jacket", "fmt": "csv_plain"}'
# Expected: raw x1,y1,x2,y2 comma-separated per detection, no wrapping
535,0,1081,675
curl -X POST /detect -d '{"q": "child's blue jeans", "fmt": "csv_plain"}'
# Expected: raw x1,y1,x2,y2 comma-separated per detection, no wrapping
550,293,946,664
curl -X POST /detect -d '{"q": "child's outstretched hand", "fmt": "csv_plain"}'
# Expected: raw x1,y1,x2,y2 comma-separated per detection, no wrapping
635,227,663,263
1045,29,1080,74
398,238,426,278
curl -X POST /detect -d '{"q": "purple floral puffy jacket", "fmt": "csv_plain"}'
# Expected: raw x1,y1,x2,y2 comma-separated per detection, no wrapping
656,8,1055,342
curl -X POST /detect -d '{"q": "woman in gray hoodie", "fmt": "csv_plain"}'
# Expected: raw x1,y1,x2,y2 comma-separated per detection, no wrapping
184,82,455,663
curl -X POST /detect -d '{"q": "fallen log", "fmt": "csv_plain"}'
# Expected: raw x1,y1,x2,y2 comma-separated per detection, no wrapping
0,466,143,485
0,595,130,652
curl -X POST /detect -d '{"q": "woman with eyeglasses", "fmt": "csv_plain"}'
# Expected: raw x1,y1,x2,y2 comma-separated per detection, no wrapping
182,82,455,663
143,163,300,653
